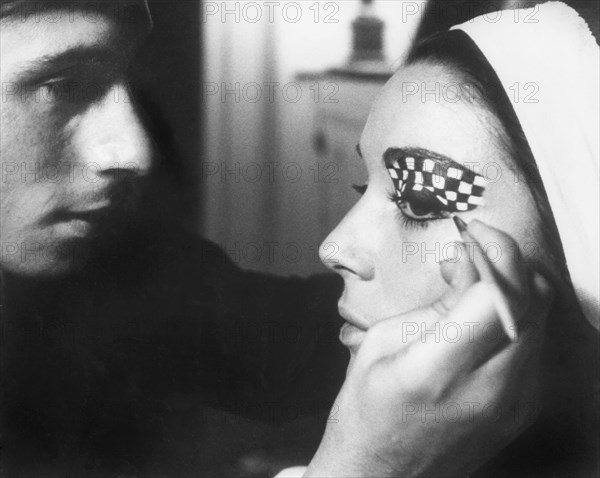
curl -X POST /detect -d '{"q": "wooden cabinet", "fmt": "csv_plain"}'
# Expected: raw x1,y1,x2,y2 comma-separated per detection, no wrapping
312,73,389,244
270,72,389,276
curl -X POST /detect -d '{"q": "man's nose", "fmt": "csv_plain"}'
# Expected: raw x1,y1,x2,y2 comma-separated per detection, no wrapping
319,202,375,281
70,82,153,177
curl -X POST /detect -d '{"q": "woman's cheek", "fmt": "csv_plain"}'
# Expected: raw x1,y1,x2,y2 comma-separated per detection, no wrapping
378,230,451,315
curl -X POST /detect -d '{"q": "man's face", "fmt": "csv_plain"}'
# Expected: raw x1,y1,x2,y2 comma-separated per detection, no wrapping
1,3,153,277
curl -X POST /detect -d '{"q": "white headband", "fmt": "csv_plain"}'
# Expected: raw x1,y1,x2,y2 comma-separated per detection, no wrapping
452,2,599,329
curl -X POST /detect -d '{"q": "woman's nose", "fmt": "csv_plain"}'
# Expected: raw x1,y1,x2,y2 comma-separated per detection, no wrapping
69,82,153,177
319,203,375,281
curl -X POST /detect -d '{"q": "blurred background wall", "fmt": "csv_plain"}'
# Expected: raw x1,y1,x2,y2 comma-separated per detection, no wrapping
200,0,425,276
128,1,599,475
130,0,598,280
199,0,599,278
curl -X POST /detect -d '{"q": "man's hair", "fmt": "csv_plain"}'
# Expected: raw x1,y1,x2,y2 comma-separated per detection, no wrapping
0,0,147,20
2,1,81,18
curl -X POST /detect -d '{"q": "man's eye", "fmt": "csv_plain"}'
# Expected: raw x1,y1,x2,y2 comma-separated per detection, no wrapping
40,78,78,100
40,76,112,104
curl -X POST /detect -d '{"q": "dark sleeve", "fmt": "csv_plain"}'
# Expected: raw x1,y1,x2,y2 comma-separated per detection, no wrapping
136,233,348,420
213,265,348,419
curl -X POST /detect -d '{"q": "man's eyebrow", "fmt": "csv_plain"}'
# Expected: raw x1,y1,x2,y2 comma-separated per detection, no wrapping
16,46,125,82
383,147,465,172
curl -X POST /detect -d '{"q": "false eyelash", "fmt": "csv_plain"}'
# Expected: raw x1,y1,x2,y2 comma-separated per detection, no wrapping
386,190,446,231
352,184,368,195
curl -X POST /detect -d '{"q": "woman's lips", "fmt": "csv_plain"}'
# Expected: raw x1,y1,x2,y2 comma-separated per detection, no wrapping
338,303,369,329
339,322,367,350
338,304,369,350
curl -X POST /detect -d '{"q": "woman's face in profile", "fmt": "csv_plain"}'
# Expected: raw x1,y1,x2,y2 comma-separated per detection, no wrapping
321,63,549,357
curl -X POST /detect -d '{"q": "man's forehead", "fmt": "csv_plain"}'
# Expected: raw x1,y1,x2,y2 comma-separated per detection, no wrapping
1,0,152,27
0,1,152,79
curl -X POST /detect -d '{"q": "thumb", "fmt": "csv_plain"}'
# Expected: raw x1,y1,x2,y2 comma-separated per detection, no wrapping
433,241,479,315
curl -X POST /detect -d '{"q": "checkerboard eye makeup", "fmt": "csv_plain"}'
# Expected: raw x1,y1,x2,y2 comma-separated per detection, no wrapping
381,147,486,229
384,148,486,214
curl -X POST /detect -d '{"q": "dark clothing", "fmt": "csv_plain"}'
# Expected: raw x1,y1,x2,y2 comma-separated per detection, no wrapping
0,226,347,477
1,224,598,477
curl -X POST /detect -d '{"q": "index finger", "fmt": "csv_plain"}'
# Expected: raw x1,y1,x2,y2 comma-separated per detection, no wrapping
400,282,504,384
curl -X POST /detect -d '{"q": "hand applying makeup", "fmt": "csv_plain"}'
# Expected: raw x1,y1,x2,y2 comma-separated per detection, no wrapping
306,220,554,478
451,214,518,341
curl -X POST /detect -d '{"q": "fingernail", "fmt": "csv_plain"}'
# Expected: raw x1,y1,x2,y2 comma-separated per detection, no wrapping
452,215,468,233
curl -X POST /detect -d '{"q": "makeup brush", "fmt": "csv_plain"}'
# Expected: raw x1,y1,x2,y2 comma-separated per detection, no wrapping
451,214,518,341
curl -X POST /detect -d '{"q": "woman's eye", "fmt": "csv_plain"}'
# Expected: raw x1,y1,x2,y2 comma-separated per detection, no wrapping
399,199,443,219
394,189,446,221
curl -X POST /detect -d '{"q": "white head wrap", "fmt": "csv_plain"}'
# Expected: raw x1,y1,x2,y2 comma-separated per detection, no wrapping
452,2,600,329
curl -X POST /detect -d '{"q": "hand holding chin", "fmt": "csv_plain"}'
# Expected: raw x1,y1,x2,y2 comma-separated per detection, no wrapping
305,220,554,477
